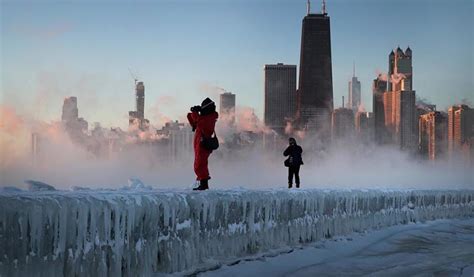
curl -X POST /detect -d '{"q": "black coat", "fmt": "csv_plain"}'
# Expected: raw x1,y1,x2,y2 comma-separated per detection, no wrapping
283,144,303,166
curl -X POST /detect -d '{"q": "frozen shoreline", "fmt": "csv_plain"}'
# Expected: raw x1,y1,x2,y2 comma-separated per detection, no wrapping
1,188,473,275
201,217,474,277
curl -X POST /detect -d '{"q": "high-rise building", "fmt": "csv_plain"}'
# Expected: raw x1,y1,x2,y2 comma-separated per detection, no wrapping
129,81,149,131
388,46,412,91
355,111,374,142
332,107,354,139
136,81,145,119
383,47,417,150
219,92,236,125
348,64,361,111
419,112,447,160
297,1,333,130
448,105,474,160
61,97,88,145
62,97,79,122
264,63,297,134
394,89,417,150
157,121,193,162
372,75,388,144
383,91,394,135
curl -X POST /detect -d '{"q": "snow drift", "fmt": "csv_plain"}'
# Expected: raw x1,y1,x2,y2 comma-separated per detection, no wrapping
0,189,473,275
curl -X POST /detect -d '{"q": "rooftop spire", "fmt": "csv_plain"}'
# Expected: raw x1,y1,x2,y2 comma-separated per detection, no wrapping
322,0,327,14
353,61,355,78
307,0,310,15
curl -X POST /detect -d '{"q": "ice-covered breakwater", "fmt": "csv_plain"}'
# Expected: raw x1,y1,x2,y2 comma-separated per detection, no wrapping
1,189,473,276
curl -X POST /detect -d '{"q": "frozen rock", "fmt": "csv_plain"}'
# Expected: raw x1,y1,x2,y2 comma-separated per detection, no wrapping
25,180,56,191
0,186,23,192
126,178,152,190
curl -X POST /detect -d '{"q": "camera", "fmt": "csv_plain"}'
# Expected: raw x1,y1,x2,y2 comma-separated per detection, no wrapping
190,105,201,112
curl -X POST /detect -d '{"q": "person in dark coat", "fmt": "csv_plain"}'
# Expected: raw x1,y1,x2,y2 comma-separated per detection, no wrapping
283,137,303,188
187,98,218,190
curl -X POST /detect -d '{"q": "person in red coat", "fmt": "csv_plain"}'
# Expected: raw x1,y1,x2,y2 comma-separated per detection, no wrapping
187,98,218,190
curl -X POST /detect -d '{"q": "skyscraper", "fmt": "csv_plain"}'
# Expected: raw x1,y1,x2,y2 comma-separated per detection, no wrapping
355,111,374,142
383,47,416,150
388,47,412,91
419,111,447,160
348,64,361,111
136,81,145,120
61,96,88,142
264,63,297,134
129,81,149,131
372,75,388,144
219,92,236,125
62,97,79,122
394,89,417,150
297,1,333,130
331,107,354,139
448,105,474,160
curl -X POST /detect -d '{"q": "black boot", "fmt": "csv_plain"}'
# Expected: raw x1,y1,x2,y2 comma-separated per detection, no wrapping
296,183,300,188
193,179,209,191
288,183,292,189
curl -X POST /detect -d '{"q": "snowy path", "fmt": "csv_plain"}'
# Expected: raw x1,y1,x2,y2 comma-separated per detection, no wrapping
200,218,474,277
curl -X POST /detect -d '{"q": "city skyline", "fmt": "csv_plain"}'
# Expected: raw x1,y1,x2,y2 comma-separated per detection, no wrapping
1,0,473,129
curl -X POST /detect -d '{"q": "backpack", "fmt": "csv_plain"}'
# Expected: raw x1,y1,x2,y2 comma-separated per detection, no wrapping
201,131,219,151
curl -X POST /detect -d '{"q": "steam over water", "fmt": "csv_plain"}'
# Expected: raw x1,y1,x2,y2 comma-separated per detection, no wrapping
0,105,472,190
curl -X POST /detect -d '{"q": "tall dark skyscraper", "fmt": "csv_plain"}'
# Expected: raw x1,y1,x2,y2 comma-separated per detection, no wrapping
372,75,388,144
129,81,149,131
297,0,333,130
264,63,297,134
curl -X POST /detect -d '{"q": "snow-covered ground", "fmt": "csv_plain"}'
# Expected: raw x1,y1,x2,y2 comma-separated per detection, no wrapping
0,187,473,276
201,218,474,277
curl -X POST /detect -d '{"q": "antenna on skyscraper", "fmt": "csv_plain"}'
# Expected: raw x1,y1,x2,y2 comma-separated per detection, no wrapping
307,0,311,15
353,61,355,78
128,68,138,85
322,0,327,14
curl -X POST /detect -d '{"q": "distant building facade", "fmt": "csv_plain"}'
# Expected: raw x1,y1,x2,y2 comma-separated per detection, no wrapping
157,121,193,162
264,63,297,134
448,105,474,162
379,47,417,150
372,75,388,144
129,81,149,131
220,92,236,125
332,107,354,139
419,111,447,160
61,96,88,136
394,89,417,150
355,111,374,142
348,66,361,111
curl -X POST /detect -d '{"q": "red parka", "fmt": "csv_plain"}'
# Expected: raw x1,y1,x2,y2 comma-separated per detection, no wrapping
187,111,218,181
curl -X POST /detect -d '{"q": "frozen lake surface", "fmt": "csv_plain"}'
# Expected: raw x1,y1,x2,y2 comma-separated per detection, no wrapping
201,218,474,277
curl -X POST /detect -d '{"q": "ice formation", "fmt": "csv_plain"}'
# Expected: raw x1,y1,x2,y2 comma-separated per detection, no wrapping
24,180,56,192
0,189,473,275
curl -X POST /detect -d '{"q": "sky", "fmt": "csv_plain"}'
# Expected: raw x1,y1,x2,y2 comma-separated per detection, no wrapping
1,0,473,129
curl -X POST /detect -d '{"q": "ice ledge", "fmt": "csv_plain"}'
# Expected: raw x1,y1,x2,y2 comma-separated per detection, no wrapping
1,189,473,275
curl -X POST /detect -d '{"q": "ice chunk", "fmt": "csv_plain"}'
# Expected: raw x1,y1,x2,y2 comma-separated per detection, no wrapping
125,177,152,190
25,180,56,191
0,186,23,192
